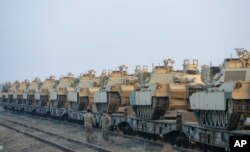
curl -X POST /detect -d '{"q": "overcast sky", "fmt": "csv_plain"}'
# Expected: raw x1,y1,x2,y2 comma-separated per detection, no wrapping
0,0,250,83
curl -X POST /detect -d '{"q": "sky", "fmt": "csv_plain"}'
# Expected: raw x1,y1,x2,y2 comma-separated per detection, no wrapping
0,0,250,83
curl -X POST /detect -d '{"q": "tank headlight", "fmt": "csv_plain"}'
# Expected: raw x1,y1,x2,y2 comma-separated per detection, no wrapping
234,81,242,89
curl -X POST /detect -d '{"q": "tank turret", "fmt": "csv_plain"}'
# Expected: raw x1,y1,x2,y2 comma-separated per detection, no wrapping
190,49,250,130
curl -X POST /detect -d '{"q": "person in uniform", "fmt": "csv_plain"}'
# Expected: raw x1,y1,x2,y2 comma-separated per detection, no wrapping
101,111,111,141
83,108,96,142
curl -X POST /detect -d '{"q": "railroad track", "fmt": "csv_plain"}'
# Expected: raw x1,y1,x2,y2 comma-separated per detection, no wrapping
0,117,113,152
0,110,200,152
6,111,164,147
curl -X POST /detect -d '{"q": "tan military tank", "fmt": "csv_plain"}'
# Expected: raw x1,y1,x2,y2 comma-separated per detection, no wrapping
167,59,205,121
35,75,58,115
6,80,20,110
67,70,100,121
50,73,76,119
0,82,11,107
94,65,139,114
15,80,30,111
130,59,175,119
130,59,204,120
25,77,42,113
190,49,250,130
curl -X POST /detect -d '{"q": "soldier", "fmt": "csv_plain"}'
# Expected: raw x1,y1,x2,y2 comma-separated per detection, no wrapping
83,108,96,142
101,111,111,141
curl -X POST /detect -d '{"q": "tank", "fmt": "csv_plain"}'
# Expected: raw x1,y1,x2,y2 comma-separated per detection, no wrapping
24,77,42,113
130,59,175,119
190,49,250,130
130,59,204,120
50,73,76,119
167,59,205,121
14,80,30,111
94,65,139,114
67,70,101,121
0,82,11,107
35,75,58,115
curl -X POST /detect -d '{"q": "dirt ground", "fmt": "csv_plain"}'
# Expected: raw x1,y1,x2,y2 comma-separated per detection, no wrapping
0,126,63,152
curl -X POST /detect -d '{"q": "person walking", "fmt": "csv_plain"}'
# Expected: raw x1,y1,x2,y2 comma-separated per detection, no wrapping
101,111,111,141
83,108,96,142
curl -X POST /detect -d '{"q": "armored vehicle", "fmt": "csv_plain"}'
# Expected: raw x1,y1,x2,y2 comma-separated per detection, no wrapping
5,81,20,110
94,65,139,114
130,59,204,120
25,77,42,113
35,76,58,115
50,73,76,119
0,82,11,107
130,59,175,119
67,70,100,121
167,59,204,121
14,80,30,111
190,49,250,130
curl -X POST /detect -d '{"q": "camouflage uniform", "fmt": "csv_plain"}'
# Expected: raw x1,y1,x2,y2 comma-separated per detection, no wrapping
101,113,111,141
83,112,96,142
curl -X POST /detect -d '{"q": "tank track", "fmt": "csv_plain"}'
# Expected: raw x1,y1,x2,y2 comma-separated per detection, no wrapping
96,92,121,114
195,99,250,130
134,97,169,120
228,99,250,130
79,97,89,111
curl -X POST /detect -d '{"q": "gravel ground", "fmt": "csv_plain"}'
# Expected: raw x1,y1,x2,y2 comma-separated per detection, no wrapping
0,109,172,152
0,125,63,152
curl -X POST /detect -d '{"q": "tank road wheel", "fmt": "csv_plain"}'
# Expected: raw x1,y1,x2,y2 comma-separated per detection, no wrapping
212,111,217,126
210,111,214,125
227,99,233,115
205,111,209,125
138,106,142,117
225,111,229,126
200,111,205,125
218,111,223,126
221,111,227,127
143,107,146,117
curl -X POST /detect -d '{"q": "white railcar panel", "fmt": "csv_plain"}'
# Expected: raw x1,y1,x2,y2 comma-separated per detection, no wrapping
67,92,78,102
